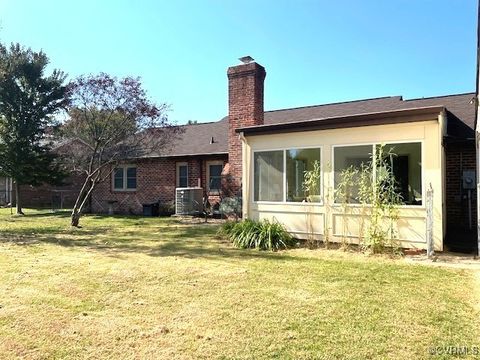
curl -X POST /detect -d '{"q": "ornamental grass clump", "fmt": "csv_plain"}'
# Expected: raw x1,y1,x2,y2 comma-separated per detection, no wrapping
220,219,294,251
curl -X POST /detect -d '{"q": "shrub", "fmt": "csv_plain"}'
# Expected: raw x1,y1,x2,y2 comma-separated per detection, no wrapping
158,201,175,216
220,219,294,251
218,220,237,236
219,196,242,219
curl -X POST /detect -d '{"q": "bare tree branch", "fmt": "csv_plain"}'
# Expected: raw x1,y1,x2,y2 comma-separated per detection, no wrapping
63,73,182,226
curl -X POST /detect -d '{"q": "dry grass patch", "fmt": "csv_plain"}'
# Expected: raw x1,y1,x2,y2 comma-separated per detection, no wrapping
0,209,478,359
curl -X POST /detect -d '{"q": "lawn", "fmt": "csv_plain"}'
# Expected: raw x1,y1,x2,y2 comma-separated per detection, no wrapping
0,209,478,359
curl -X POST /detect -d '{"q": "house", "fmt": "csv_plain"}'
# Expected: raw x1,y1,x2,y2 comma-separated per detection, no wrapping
1,57,475,252
0,177,12,205
89,58,476,253
0,139,86,209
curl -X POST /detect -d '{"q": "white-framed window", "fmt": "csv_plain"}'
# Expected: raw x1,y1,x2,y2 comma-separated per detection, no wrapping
333,142,422,205
286,148,321,202
206,161,223,192
254,150,284,201
176,162,188,188
253,147,322,203
333,145,372,203
113,165,137,191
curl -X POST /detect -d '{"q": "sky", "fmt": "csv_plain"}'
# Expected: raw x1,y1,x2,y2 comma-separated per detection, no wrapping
0,0,477,125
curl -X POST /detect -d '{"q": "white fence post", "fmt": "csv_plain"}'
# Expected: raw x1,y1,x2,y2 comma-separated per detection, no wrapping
426,183,434,258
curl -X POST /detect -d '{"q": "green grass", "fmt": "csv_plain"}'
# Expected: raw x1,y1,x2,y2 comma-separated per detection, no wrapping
0,209,478,359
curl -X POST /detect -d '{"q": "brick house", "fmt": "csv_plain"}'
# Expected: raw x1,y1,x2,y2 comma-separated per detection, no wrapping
1,58,476,252
89,61,266,215
87,57,476,250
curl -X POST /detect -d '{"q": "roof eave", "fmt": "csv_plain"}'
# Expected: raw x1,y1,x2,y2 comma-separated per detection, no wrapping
236,106,445,136
128,151,229,160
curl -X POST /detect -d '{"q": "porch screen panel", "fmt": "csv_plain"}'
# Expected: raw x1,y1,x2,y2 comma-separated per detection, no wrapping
381,142,422,205
286,148,321,202
254,151,284,201
334,145,372,203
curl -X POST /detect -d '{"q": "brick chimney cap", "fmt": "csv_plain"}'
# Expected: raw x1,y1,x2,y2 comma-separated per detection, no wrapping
239,55,254,64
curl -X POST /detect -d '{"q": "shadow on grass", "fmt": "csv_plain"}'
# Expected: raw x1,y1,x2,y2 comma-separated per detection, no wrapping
17,211,72,218
0,219,299,263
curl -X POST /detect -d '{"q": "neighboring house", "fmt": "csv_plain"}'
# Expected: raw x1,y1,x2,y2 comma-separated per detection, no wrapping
0,177,12,205
0,138,87,209
0,175,85,209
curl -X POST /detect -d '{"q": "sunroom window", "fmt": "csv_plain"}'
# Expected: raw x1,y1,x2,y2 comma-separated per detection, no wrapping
254,151,283,201
379,142,422,205
333,143,422,205
286,148,321,202
334,145,372,203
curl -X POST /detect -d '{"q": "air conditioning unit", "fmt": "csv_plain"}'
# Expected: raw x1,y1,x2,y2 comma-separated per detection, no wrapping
175,187,203,215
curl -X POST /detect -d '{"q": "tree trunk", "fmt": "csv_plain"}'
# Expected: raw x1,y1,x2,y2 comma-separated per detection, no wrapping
15,181,24,215
70,176,97,227
71,180,88,227
71,209,81,227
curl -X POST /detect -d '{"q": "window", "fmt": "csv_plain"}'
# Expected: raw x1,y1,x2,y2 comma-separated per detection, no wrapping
380,142,422,205
334,145,372,203
254,151,284,201
207,161,223,192
333,142,422,205
113,166,137,191
177,162,188,188
114,168,124,190
286,148,321,202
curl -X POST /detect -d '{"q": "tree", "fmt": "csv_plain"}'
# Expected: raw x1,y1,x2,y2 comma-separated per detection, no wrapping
0,43,69,214
64,73,176,227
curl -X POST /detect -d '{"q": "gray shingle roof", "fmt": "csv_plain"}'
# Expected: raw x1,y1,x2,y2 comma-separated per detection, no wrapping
263,93,475,136
156,119,229,157
159,92,475,157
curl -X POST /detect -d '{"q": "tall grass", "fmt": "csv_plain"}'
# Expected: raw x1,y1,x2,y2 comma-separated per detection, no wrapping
220,219,294,251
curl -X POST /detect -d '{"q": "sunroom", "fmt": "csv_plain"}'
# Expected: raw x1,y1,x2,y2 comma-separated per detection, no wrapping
238,106,446,251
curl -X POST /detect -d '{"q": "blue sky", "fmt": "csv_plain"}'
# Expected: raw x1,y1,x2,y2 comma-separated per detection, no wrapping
0,0,477,124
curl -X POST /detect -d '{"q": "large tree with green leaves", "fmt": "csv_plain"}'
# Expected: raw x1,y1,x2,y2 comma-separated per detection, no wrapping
0,43,69,214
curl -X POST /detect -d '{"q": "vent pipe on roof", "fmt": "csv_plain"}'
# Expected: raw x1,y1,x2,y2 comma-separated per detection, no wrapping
239,55,254,64
210,136,215,144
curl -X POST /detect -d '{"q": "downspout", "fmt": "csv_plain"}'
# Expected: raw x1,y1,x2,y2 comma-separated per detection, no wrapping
239,132,249,219
439,110,448,252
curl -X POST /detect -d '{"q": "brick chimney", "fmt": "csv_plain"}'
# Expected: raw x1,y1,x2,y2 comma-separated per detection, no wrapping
227,57,266,181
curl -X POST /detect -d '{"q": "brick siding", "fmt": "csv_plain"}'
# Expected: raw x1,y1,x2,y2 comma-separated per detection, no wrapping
91,155,228,214
227,62,266,180
445,141,477,231
15,173,85,209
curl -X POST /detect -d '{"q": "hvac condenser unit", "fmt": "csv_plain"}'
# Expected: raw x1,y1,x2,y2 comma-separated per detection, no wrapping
175,187,203,215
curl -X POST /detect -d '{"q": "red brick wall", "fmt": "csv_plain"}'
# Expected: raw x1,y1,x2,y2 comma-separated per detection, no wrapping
227,62,266,180
445,141,477,230
91,155,228,214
